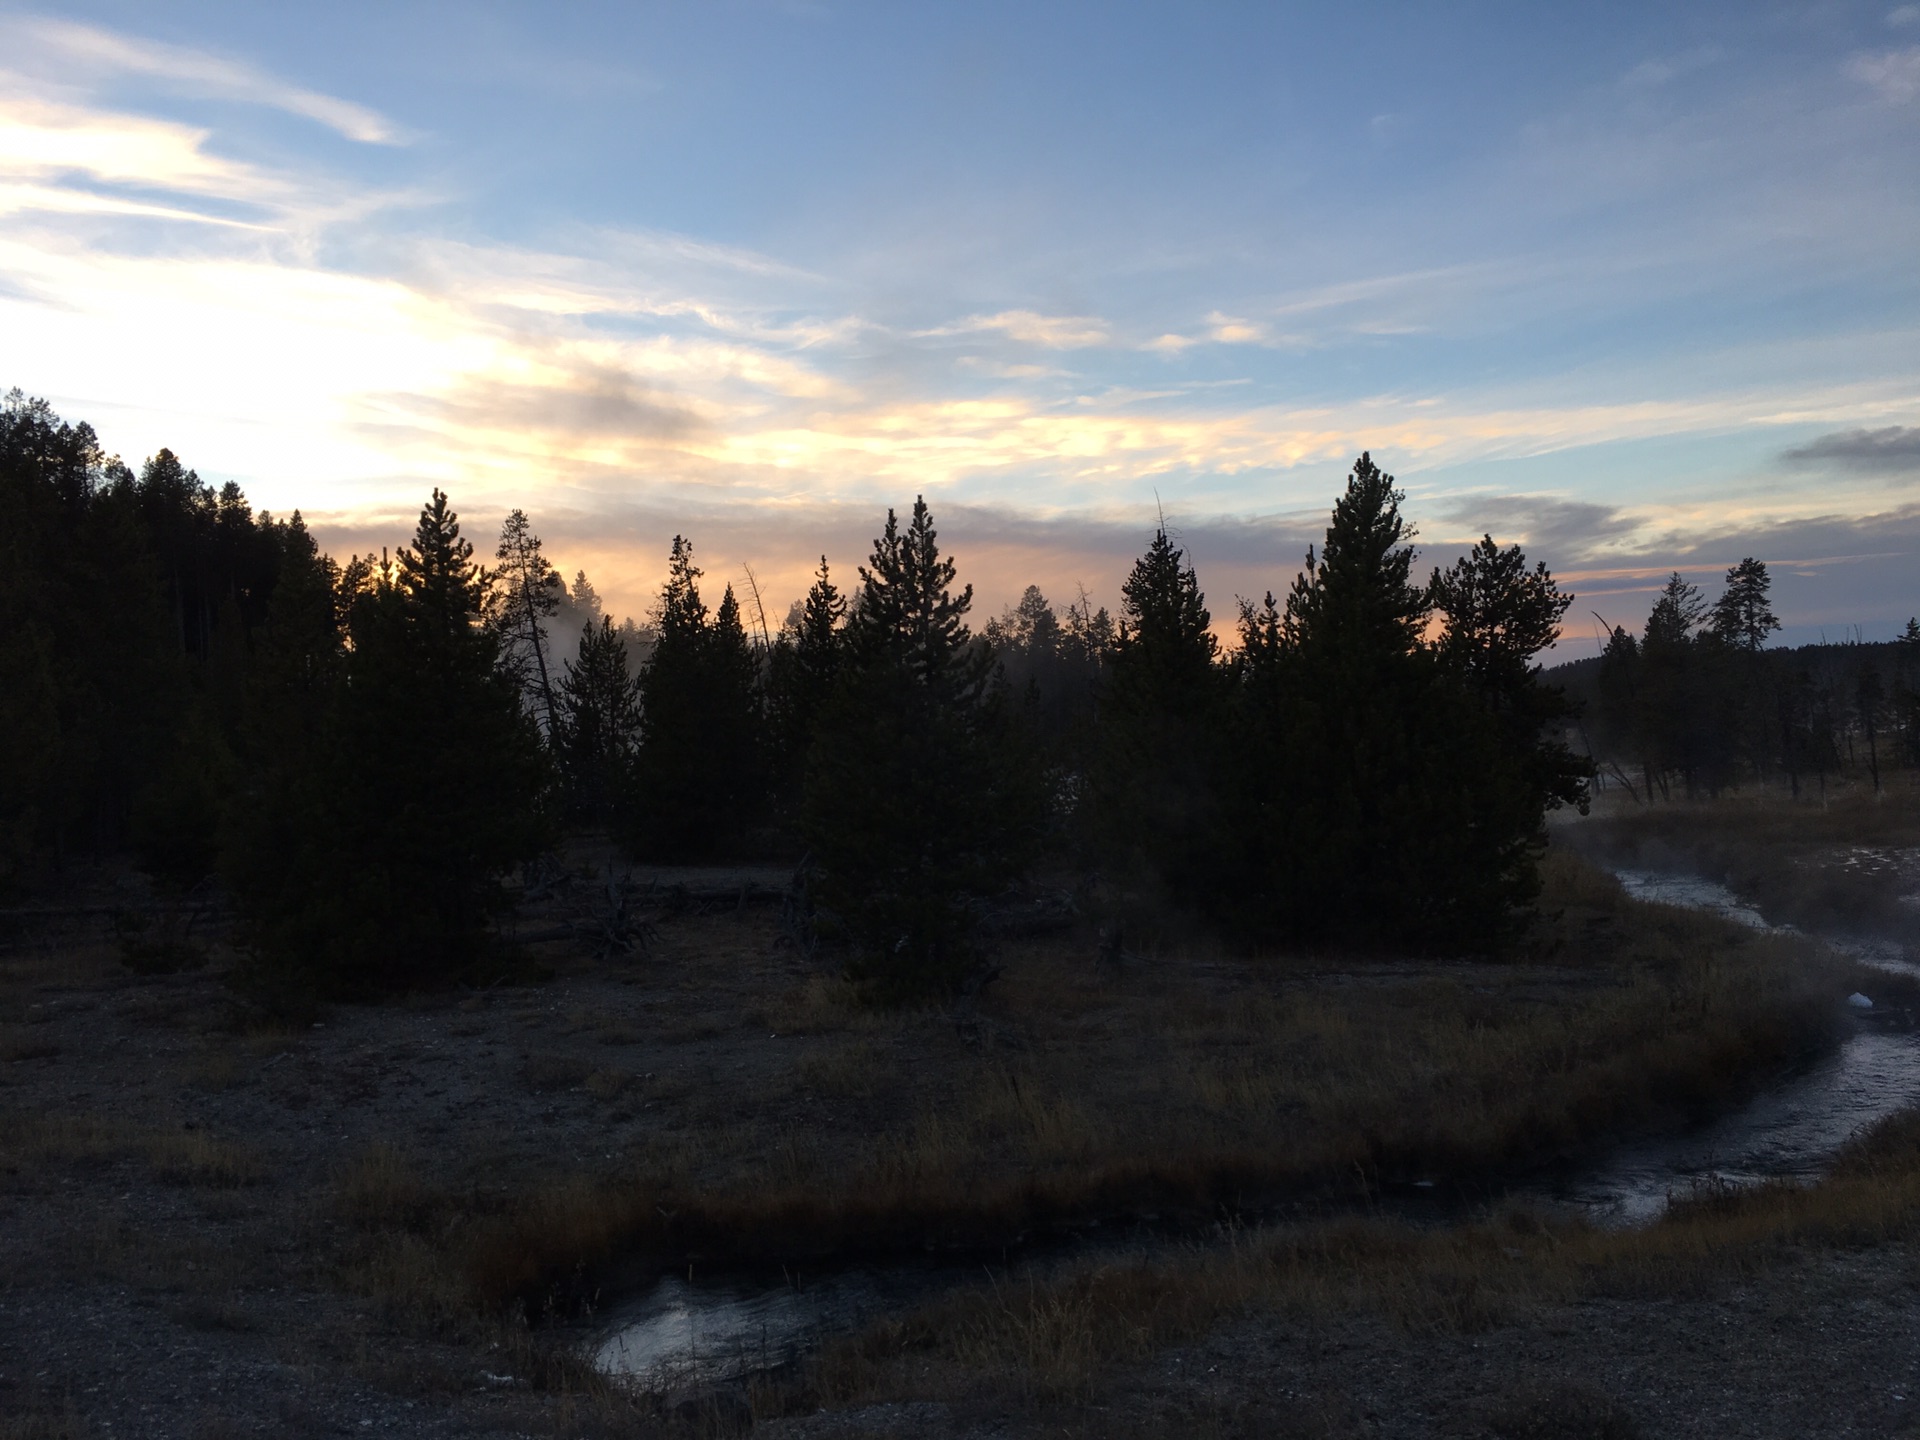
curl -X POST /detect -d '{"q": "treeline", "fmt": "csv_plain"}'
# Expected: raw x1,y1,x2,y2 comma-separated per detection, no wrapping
1562,564,1920,801
4,389,1589,994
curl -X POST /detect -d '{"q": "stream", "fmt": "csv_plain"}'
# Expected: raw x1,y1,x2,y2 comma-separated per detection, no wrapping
592,866,1920,1390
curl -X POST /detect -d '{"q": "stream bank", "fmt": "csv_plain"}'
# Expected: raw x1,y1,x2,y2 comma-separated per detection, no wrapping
590,860,1915,1395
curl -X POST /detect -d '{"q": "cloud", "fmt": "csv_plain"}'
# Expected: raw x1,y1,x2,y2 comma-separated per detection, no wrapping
1621,48,1721,89
1783,425,1920,471
1849,47,1920,102
1205,311,1268,345
1436,495,1642,559
0,96,275,197
1548,502,1920,649
8,16,406,144
919,309,1110,348
0,179,272,229
1890,6,1920,28
373,365,706,449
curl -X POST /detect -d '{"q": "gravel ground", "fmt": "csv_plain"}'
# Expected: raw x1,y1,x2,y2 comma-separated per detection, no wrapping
764,1248,1920,1438
6,866,1920,1438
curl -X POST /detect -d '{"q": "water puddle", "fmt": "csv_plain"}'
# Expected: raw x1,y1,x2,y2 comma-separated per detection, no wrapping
594,1263,976,1387
593,865,1920,1387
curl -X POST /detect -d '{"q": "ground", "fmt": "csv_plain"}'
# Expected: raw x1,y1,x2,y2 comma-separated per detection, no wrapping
0,831,1914,1439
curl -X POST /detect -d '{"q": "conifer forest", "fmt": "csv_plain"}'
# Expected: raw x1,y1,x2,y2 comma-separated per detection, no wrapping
5,388,1613,986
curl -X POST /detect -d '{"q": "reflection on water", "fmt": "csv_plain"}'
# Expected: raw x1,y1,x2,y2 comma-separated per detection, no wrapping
1536,1028,1920,1225
595,1263,980,1387
1611,868,1772,930
593,866,1920,1387
1613,866,1920,976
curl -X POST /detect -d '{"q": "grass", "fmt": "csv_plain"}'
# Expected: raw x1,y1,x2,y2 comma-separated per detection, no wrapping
779,1103,1920,1413
0,1108,263,1189
1567,775,1920,938
0,1025,60,1062
325,849,1870,1338
0,1400,93,1440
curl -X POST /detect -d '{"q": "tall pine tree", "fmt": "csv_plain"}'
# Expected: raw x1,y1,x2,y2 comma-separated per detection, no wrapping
555,616,643,823
1089,526,1225,902
628,537,766,859
234,490,550,993
767,556,846,800
803,498,1040,994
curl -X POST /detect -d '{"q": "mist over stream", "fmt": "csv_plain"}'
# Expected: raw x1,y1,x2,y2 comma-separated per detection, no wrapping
590,864,1920,1391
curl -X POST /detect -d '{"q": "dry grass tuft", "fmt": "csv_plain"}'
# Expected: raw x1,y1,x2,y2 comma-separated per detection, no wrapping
760,974,864,1034
1484,1381,1642,1440
585,1067,632,1101
146,1129,264,1188
0,1400,93,1440
794,1038,888,1098
0,1026,60,1063
521,1053,595,1093
178,1047,242,1091
333,1143,442,1232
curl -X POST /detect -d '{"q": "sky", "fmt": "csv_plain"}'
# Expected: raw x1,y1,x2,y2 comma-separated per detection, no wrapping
2,1,1917,652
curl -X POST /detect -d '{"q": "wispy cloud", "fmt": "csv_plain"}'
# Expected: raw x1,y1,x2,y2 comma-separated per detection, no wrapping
1849,46,1920,103
1621,48,1721,89
918,309,1110,348
5,16,406,144
0,96,277,198
1783,425,1920,471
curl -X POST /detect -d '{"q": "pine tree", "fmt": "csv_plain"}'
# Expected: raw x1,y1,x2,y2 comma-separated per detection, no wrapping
0,391,178,873
628,537,765,859
803,498,1040,994
1709,558,1780,652
1645,573,1707,649
243,490,551,992
222,516,345,983
493,509,563,734
1705,558,1782,782
1427,535,1593,918
1089,526,1225,901
555,616,642,822
1113,530,1218,699
1639,573,1718,794
1255,454,1442,938
768,556,846,797
1221,452,1554,946
847,497,988,696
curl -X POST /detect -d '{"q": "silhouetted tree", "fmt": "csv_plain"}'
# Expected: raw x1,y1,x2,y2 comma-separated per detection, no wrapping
1705,557,1782,781
555,616,643,822
1427,534,1592,918
767,556,846,797
988,585,1108,765
494,509,564,733
1089,527,1225,899
1429,535,1590,806
803,498,1041,994
628,537,765,859
236,491,550,992
1255,453,1454,940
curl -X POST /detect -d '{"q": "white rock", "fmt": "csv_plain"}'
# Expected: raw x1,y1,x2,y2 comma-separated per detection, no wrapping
1849,992,1875,1009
